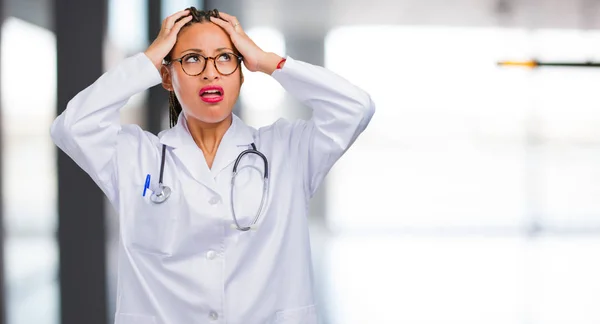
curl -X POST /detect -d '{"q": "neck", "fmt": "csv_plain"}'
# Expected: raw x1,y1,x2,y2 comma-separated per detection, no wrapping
185,114,233,168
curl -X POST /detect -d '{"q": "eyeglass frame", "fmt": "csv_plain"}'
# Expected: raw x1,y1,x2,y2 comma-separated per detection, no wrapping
164,52,244,76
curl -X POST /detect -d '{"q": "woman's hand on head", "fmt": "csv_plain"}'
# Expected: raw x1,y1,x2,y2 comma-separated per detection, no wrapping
144,9,193,71
210,12,283,75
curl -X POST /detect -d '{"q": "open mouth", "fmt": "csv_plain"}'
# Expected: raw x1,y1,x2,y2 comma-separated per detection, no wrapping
199,86,224,103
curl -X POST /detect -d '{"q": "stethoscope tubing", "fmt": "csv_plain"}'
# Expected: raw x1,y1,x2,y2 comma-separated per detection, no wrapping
151,143,269,230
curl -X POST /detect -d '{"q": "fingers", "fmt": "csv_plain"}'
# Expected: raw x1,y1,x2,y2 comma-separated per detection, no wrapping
170,15,193,35
218,12,242,30
217,11,236,22
210,17,244,36
163,9,190,30
209,16,236,34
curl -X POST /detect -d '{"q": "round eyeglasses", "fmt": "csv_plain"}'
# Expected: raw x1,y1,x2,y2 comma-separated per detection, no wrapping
166,52,243,76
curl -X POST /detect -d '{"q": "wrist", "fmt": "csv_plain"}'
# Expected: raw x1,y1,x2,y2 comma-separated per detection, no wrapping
260,52,284,75
144,50,163,71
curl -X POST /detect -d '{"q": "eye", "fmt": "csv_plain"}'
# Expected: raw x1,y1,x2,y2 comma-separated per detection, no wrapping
217,53,233,62
184,54,203,64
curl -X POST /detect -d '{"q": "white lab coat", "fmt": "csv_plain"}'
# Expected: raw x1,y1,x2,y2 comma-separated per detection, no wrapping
50,52,374,324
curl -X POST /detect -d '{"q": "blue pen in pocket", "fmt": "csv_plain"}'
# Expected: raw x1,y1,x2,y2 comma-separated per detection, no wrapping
143,174,151,197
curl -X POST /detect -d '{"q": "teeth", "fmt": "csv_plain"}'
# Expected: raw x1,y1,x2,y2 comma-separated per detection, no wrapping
204,90,220,94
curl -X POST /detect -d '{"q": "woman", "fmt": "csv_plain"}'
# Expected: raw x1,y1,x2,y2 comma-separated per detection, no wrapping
51,7,374,324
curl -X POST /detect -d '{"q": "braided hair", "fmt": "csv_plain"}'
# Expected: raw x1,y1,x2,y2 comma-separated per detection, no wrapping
164,8,226,128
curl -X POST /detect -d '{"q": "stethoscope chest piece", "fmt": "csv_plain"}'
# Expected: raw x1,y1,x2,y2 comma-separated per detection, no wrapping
150,185,171,204
149,144,171,204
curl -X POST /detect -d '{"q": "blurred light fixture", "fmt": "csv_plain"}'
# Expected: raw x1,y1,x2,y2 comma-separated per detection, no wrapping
497,60,600,68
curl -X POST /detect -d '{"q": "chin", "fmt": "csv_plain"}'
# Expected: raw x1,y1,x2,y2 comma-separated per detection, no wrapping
189,110,232,124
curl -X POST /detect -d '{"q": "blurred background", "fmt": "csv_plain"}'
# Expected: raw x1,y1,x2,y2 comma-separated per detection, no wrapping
2,0,600,323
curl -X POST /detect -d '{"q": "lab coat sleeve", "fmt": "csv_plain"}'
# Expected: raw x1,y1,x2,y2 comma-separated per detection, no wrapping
271,56,375,197
50,53,162,203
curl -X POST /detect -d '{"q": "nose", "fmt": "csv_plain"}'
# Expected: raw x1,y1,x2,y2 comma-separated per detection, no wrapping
202,58,220,80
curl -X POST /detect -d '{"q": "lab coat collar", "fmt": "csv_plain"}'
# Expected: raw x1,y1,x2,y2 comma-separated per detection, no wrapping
158,113,253,149
158,113,255,192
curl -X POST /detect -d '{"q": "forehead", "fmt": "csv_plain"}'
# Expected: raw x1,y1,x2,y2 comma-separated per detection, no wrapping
172,23,233,55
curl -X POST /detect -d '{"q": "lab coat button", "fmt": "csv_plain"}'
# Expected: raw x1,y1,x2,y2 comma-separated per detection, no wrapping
209,311,218,320
206,250,216,260
209,197,220,205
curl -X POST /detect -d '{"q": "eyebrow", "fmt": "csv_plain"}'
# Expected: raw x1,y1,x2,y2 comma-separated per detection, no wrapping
181,47,233,54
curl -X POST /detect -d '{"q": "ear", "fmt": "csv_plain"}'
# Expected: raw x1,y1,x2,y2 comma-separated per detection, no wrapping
161,65,173,91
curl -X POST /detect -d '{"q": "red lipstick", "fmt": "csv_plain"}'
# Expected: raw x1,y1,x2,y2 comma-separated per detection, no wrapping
199,85,224,103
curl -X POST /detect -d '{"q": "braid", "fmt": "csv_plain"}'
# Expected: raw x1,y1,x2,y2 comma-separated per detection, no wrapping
165,7,223,128
168,91,181,128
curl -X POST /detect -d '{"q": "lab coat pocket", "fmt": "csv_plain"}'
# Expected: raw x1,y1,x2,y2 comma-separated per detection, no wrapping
126,185,179,257
114,313,157,324
274,305,318,324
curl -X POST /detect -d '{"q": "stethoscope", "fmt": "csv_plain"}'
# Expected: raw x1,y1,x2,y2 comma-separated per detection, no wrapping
149,143,269,231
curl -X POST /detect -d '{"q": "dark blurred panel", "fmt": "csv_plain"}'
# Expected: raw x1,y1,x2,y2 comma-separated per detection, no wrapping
54,0,108,323
146,0,165,134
